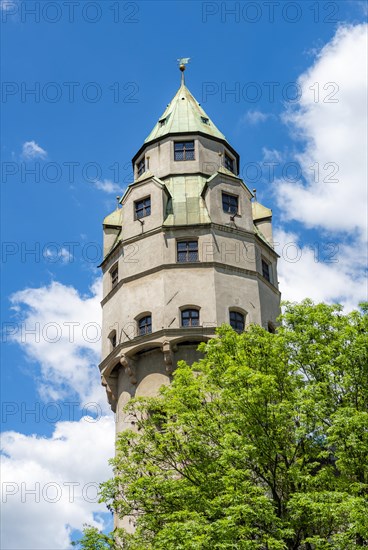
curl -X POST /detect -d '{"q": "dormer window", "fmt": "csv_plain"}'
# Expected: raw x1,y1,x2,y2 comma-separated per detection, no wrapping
261,258,271,282
224,153,234,173
159,117,166,127
174,141,195,161
110,264,118,289
222,192,238,215
137,158,145,177
201,116,209,125
135,196,151,219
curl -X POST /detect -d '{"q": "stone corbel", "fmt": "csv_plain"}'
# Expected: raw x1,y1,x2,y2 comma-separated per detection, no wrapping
162,340,174,374
101,374,118,412
120,353,137,385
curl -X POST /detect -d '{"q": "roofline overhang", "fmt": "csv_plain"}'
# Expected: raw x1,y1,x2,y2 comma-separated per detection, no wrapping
132,131,240,173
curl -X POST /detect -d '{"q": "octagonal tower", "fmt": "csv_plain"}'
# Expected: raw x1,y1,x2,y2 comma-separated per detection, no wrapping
99,67,280,434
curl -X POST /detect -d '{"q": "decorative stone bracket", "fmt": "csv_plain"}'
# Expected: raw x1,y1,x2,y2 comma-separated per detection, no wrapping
101,373,118,412
120,353,137,385
162,340,174,374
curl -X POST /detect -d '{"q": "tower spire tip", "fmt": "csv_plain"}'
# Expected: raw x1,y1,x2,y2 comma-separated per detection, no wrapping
177,57,190,85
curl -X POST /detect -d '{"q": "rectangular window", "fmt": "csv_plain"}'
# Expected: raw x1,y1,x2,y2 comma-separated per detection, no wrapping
138,315,152,336
137,158,145,177
177,240,198,263
135,196,151,219
230,311,245,332
111,265,118,288
222,192,238,215
111,333,117,348
174,141,195,161
262,259,271,282
181,309,200,327
224,153,234,173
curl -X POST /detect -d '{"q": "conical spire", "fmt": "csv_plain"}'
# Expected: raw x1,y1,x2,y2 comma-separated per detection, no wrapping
144,82,226,144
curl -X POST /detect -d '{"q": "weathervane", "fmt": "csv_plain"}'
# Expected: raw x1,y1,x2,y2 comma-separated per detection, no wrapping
177,57,190,84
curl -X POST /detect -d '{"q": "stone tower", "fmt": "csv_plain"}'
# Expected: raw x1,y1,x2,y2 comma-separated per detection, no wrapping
99,66,280,432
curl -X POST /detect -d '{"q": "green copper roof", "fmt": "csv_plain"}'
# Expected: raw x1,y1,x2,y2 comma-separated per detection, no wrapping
144,83,226,144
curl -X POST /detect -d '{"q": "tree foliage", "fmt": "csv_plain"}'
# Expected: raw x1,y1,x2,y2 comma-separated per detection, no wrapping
75,301,368,549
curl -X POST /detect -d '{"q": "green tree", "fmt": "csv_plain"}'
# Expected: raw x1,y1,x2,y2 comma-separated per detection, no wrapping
75,301,368,549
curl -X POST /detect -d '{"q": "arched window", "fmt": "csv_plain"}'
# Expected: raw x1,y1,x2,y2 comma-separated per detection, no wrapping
229,311,245,332
181,308,200,327
138,315,152,336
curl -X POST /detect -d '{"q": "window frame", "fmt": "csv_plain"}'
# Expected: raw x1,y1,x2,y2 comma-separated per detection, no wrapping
181,308,200,328
222,192,239,215
176,239,199,263
137,314,152,336
137,158,145,177
224,153,234,173
229,310,245,332
261,258,271,283
134,196,151,220
174,141,195,161
110,263,119,289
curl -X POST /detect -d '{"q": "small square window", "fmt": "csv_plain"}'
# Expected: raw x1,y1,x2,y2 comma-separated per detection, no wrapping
201,116,209,125
138,315,152,336
222,192,238,215
135,196,151,219
111,265,118,288
177,240,198,263
137,158,145,177
174,141,195,161
181,309,200,327
262,259,271,282
224,153,234,173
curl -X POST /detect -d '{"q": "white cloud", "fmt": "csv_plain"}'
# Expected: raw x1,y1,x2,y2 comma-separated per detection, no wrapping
272,23,368,309
1,415,115,549
277,23,367,237
274,228,367,312
43,247,73,264
262,147,284,163
21,141,47,160
242,110,273,125
93,179,121,194
8,279,108,408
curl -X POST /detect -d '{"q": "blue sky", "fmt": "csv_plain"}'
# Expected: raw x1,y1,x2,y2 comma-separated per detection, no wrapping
1,1,367,547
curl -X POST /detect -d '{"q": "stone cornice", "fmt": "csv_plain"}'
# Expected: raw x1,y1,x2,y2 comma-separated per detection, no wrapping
100,221,278,270
101,260,280,307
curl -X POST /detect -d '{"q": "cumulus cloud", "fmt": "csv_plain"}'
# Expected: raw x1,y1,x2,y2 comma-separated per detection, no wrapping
21,141,47,160
274,228,367,312
272,23,368,309
1,415,115,549
242,110,273,125
43,247,73,264
277,23,367,237
93,179,121,194
8,279,107,408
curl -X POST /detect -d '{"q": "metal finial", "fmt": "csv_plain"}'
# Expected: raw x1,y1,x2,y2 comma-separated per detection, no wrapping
177,57,190,84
